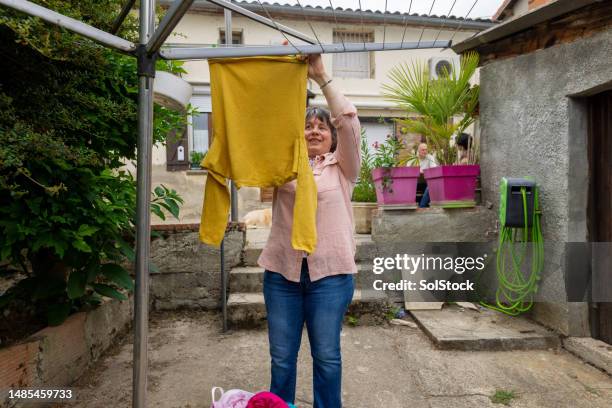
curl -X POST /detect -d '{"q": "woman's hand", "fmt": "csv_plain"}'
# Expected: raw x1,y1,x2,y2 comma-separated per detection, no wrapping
306,54,330,86
282,40,329,87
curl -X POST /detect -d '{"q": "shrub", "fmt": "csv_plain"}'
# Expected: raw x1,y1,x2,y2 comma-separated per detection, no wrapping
351,130,376,202
0,1,185,327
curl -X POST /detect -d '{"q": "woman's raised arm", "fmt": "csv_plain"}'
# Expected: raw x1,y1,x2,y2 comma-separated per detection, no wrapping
308,55,361,182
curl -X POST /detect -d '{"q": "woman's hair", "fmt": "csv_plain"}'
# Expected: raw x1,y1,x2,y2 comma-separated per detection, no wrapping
456,132,472,150
305,106,337,153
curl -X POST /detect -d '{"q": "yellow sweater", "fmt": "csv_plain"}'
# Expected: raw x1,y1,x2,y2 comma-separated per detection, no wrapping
199,56,317,253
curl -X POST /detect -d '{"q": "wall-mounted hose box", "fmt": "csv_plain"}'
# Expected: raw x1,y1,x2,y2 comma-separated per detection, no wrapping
499,177,536,228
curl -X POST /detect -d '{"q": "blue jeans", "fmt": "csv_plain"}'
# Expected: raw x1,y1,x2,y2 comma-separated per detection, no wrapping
263,259,354,408
419,186,431,208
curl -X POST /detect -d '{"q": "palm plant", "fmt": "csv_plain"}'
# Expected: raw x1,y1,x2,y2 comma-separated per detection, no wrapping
382,52,480,165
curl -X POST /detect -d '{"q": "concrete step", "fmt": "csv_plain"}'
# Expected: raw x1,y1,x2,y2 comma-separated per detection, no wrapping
242,234,376,267
411,304,560,351
230,263,376,293
227,289,387,329
563,337,612,376
242,241,266,267
229,266,265,293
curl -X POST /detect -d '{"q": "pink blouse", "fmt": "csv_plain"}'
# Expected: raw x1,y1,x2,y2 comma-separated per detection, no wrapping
258,100,361,282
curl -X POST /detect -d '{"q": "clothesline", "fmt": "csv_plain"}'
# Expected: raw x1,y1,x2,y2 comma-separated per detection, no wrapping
202,0,482,54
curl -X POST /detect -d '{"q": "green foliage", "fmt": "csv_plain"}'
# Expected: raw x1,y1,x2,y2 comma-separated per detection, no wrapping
190,150,206,167
351,129,376,203
0,1,186,327
346,315,359,326
490,390,517,406
352,182,376,203
151,184,184,220
383,52,480,165
370,135,408,194
385,305,401,321
371,136,406,170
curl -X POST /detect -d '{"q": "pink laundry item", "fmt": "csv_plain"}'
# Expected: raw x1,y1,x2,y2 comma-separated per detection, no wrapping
210,387,255,408
245,391,289,408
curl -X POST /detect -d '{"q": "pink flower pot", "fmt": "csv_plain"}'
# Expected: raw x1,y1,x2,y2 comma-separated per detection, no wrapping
423,164,480,207
371,166,420,205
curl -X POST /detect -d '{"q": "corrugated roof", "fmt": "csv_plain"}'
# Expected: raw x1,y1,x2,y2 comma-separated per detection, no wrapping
234,1,493,23
164,1,495,28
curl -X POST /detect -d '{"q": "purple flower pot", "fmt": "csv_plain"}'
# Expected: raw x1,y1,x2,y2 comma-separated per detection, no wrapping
423,165,480,207
371,166,420,205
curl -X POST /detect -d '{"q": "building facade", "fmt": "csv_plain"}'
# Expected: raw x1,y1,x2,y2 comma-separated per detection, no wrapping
145,1,493,223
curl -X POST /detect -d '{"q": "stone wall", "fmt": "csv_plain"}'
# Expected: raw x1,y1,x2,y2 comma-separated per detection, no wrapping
370,207,497,305
149,223,245,310
0,296,132,407
477,27,612,335
371,207,496,243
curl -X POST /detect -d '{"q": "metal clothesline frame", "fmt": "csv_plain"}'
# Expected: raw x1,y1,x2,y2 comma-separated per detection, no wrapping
0,0,481,406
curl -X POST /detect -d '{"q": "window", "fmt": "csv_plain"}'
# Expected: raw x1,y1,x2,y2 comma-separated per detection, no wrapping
191,112,210,154
219,30,243,45
332,31,374,79
362,120,394,153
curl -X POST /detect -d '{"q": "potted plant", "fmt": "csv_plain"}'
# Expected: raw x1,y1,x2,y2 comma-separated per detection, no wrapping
371,134,420,206
190,151,205,170
383,52,481,207
351,131,377,233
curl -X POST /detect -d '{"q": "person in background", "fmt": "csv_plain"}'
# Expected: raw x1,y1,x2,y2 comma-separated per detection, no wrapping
416,142,438,172
456,132,473,164
415,142,437,208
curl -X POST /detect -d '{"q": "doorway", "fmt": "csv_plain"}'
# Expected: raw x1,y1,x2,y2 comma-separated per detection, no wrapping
588,90,612,344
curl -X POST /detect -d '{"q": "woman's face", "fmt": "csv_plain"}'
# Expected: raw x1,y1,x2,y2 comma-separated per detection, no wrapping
305,116,332,158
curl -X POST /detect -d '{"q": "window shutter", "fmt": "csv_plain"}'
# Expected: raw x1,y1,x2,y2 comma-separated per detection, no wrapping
166,126,189,171
260,187,274,202
332,31,373,79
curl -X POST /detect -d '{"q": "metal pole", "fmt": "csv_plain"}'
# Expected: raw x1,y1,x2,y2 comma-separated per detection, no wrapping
0,0,136,52
207,0,316,44
147,0,194,54
110,0,136,34
133,0,155,407
221,1,233,333
220,238,227,332
225,7,239,223
160,40,452,60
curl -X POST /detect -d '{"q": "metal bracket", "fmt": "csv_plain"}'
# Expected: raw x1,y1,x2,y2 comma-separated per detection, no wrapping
136,44,158,77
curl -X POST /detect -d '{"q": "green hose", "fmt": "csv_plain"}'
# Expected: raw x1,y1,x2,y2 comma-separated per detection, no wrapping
481,186,544,316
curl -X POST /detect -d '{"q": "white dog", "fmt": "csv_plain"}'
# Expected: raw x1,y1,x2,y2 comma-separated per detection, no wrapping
242,208,272,228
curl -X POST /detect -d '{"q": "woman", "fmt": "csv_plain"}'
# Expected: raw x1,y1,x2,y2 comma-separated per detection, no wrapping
257,54,361,408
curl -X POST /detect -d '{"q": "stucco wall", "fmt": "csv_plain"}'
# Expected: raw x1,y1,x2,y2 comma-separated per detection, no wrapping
143,14,483,221
122,160,265,224
168,13,477,114
478,27,612,335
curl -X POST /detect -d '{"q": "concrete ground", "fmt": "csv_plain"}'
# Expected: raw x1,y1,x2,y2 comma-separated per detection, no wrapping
63,310,612,408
